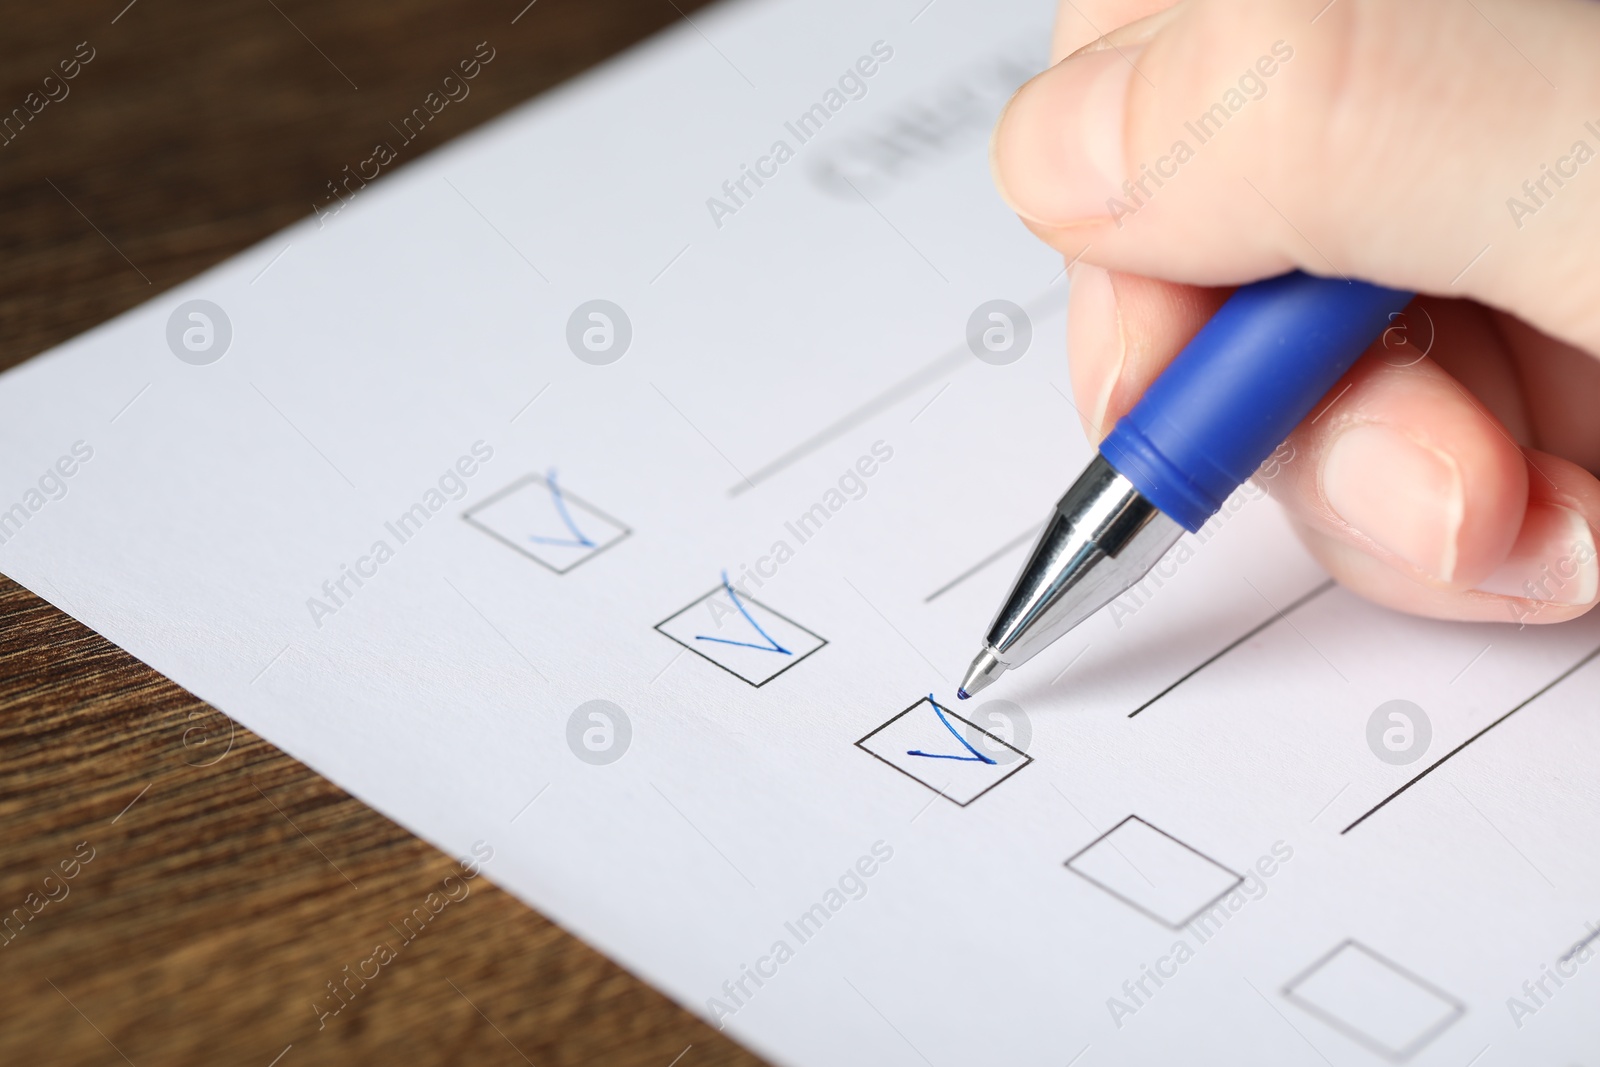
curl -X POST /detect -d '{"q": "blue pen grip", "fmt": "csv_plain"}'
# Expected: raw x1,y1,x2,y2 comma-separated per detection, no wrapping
1099,271,1414,532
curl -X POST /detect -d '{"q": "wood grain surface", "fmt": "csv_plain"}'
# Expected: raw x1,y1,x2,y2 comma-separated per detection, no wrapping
0,1,766,1064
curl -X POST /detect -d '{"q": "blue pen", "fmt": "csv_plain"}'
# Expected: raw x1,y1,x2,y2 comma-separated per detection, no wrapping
957,271,1414,698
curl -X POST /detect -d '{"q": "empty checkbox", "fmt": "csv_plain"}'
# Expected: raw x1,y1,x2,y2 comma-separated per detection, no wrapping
1283,940,1465,1062
1064,816,1244,929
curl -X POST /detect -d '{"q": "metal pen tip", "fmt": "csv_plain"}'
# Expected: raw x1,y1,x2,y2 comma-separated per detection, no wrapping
958,646,1005,700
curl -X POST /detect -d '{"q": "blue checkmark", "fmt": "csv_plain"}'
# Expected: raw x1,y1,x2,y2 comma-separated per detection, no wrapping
527,469,597,548
694,571,791,655
907,694,996,764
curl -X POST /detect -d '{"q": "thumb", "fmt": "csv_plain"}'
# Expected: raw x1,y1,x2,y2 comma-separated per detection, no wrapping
992,0,1600,355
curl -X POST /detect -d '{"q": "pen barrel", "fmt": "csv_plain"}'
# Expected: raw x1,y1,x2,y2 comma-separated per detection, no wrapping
1098,271,1414,533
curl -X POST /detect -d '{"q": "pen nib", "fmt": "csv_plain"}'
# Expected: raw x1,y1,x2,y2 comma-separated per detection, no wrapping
958,647,1004,701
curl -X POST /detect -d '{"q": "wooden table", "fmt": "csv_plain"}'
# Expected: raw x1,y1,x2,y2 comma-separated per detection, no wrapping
0,2,765,1063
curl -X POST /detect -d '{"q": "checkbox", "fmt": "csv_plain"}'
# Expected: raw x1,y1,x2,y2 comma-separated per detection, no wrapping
655,574,826,687
1064,816,1243,929
855,695,1032,807
463,471,630,574
1283,941,1465,1062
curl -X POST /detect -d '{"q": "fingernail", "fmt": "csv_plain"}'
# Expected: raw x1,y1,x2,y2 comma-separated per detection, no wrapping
1067,5,1183,59
1475,503,1598,605
1066,262,1125,437
1322,424,1465,582
991,49,1137,228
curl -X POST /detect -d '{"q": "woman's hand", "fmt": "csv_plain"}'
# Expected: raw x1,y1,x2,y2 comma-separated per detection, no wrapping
992,0,1600,624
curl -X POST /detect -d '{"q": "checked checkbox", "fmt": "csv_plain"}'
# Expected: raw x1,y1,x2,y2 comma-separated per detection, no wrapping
464,470,630,574
655,573,827,687
856,694,1032,807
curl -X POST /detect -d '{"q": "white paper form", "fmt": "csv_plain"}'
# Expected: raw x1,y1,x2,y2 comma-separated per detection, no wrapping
3,0,1600,1062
